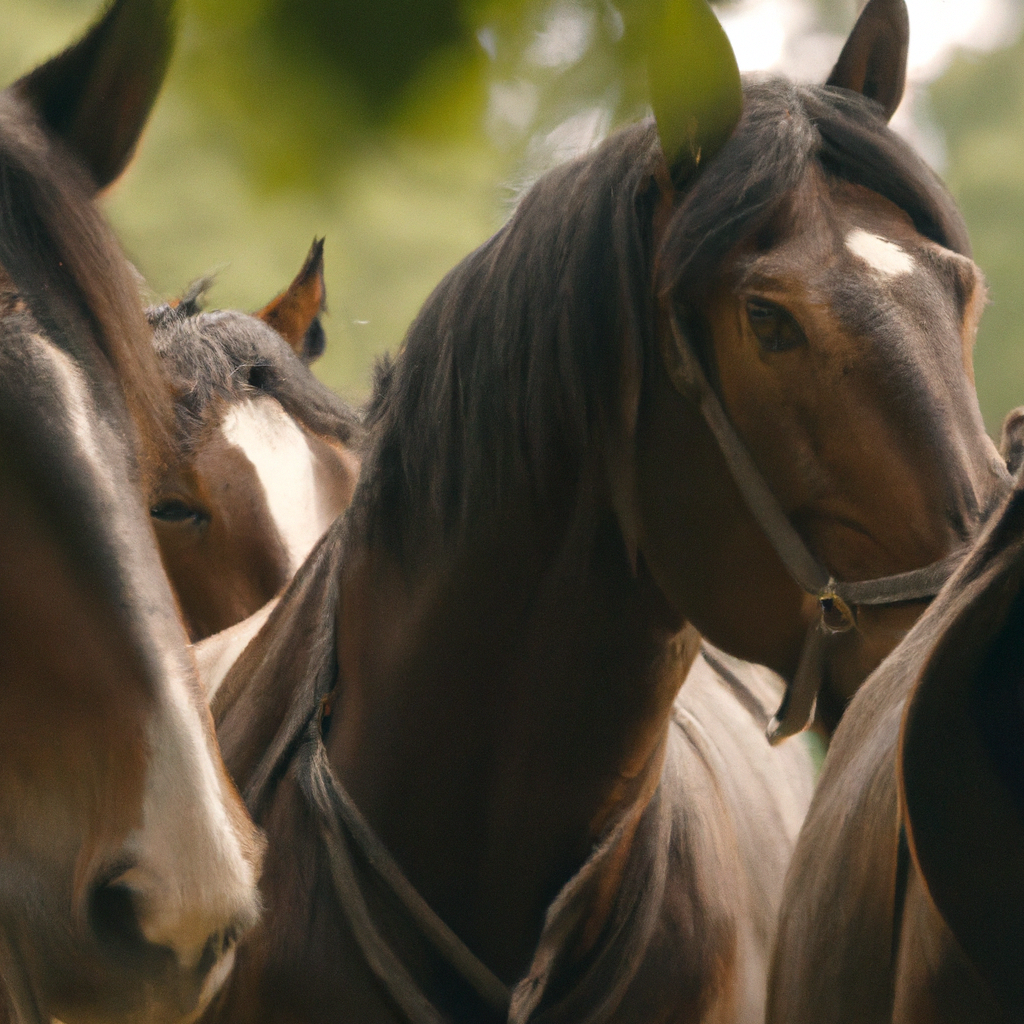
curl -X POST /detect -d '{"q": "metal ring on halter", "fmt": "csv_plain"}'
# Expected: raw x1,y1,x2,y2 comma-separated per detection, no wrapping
818,589,857,634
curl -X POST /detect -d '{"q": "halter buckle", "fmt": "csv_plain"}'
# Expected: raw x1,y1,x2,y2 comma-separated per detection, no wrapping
819,590,856,633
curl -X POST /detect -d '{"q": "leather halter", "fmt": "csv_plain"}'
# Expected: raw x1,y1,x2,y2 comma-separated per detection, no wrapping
661,308,966,740
298,702,510,1023
297,696,670,1024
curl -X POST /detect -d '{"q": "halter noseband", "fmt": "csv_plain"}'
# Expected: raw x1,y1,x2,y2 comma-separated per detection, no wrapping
661,309,967,741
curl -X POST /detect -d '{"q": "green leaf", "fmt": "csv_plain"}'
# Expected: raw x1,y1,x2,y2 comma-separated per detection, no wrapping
625,0,741,174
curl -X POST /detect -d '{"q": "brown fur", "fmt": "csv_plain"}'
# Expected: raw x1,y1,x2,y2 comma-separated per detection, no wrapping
768,477,1024,1023
147,260,361,639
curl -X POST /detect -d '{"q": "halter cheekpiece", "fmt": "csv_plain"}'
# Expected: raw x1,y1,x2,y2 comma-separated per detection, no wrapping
661,308,967,739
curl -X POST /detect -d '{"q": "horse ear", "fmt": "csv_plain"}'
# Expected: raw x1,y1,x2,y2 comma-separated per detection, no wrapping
826,0,909,121
899,487,1024,1018
12,0,177,191
256,239,328,364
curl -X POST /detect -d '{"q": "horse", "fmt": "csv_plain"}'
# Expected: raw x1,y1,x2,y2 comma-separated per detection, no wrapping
147,240,362,642
766,413,1024,1024
0,2,264,1021
201,1,1008,1019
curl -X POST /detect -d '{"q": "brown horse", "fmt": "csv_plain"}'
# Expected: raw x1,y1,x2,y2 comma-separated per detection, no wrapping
147,240,362,641
0,1,264,1022
766,416,1024,1024
203,2,1005,1020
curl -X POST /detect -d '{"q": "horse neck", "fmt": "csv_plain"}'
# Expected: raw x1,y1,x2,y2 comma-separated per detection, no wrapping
327,472,693,983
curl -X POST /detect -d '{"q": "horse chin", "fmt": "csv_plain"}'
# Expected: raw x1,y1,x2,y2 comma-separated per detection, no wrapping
185,945,236,1024
37,943,237,1024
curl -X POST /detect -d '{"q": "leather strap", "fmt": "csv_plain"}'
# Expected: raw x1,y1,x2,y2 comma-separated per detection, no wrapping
297,699,669,1024
662,310,965,610
298,707,511,1023
661,309,968,740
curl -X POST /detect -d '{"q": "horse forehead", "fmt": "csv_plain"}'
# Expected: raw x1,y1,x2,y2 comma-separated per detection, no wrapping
7,331,125,502
216,395,339,573
843,228,916,278
822,180,973,290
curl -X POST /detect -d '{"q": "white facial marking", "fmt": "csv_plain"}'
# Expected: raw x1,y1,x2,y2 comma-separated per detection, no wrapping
31,336,120,499
119,651,261,966
845,228,916,278
31,338,262,969
220,397,340,574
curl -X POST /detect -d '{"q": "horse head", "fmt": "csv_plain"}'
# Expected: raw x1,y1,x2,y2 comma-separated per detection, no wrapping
633,0,1007,731
0,2,263,1020
147,241,361,640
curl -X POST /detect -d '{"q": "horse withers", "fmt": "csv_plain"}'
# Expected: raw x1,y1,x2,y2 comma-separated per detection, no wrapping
203,1,1005,1020
0,2,263,1022
147,240,362,642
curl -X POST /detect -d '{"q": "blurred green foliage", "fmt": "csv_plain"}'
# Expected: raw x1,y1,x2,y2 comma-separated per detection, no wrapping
3,0,1024,431
934,35,1024,433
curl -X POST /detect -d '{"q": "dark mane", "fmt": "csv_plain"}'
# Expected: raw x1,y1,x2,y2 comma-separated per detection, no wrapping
657,76,971,299
357,76,970,559
0,92,172,454
358,122,665,555
148,298,362,450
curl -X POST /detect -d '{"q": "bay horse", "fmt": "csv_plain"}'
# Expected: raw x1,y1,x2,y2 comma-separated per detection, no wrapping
204,1,1007,1019
0,1,264,1021
766,416,1024,1024
147,240,362,642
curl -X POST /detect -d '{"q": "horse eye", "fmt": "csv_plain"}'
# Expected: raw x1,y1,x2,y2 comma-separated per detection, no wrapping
150,499,206,525
746,299,807,353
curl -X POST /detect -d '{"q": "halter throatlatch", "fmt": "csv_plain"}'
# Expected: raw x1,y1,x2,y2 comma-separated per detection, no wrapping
661,309,966,742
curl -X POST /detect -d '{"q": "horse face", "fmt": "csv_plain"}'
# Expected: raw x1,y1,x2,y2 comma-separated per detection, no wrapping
153,388,358,640
699,168,1003,586
0,0,263,1015
0,326,264,1023
148,249,359,642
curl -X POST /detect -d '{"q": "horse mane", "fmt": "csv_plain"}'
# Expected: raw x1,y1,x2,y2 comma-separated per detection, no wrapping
357,122,665,557
148,297,362,450
656,76,971,301
0,92,172,455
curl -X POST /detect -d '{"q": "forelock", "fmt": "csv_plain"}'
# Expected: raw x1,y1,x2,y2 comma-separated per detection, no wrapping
657,76,971,302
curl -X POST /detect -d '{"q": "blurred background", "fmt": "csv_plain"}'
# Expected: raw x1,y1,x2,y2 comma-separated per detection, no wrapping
5,0,1024,431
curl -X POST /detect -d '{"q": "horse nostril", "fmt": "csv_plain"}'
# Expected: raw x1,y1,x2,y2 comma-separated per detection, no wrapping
88,879,150,955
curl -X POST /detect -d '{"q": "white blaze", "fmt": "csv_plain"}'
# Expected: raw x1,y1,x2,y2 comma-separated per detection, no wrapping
120,656,261,967
32,335,121,500
32,337,261,969
220,396,340,575
845,229,916,278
